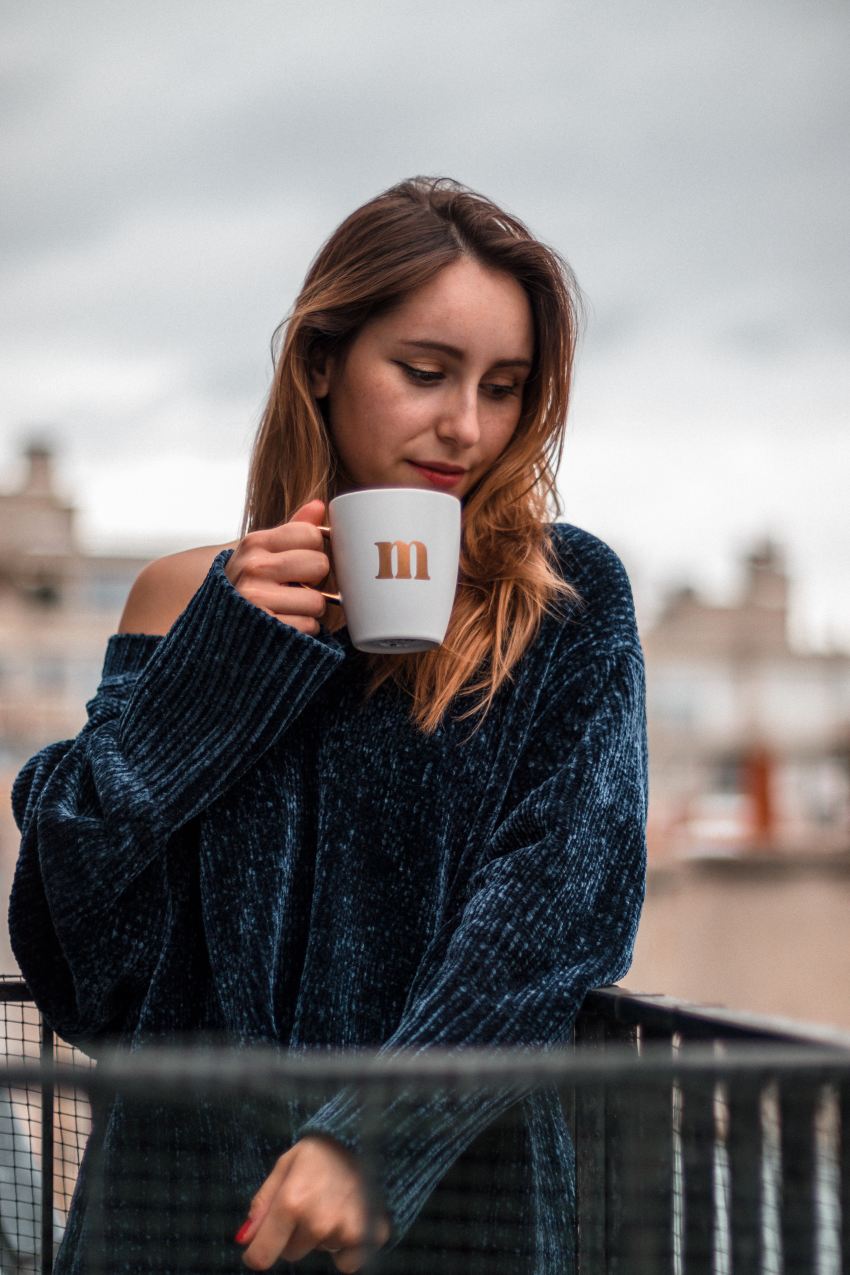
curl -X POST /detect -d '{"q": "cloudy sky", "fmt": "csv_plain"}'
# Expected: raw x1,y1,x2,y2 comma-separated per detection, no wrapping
2,1,848,648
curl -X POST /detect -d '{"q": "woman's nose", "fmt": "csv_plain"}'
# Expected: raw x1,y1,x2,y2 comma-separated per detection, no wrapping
435,389,481,448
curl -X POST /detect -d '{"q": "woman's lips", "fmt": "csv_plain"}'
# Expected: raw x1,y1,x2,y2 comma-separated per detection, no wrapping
407,461,466,490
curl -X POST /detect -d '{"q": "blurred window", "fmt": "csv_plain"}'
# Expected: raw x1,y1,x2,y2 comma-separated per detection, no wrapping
648,673,695,726
714,753,743,793
84,571,135,612
32,656,65,693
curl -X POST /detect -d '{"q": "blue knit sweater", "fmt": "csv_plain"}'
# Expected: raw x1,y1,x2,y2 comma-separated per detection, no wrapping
9,522,647,1274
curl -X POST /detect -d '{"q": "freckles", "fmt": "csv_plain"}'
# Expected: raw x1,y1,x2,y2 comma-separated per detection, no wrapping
356,366,402,420
373,376,427,433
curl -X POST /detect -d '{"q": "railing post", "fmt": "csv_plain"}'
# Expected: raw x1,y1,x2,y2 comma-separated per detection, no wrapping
39,1014,54,1275
83,1083,111,1275
359,1071,386,1275
603,1015,638,1275
679,1039,716,1275
630,1023,675,1274
727,1071,764,1275
574,1011,607,1275
779,1077,818,1274
840,1079,849,1275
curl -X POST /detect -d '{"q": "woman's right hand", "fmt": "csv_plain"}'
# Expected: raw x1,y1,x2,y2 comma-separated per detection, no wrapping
224,499,330,635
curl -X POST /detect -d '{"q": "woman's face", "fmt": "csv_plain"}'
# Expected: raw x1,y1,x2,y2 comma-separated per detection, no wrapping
311,256,534,500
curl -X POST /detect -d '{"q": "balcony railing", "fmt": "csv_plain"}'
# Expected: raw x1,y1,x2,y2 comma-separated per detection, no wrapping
1,975,848,1273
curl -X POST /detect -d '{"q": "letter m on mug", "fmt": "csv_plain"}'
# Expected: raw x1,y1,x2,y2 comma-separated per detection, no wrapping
374,540,431,580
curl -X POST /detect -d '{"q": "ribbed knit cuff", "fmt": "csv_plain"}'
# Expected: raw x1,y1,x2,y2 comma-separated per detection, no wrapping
115,549,346,829
101,632,164,680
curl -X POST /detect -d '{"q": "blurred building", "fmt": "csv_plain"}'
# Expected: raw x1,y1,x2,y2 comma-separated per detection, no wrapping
0,442,154,971
630,543,850,1029
644,541,850,861
0,441,151,765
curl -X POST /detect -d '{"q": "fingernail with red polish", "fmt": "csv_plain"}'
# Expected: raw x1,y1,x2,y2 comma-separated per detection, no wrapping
234,1219,252,1244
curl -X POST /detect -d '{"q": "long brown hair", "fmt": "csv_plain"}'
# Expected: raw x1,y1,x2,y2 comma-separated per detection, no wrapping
242,177,585,733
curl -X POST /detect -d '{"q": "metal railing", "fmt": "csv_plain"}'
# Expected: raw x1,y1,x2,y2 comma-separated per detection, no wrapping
575,988,850,1274
1,976,848,1273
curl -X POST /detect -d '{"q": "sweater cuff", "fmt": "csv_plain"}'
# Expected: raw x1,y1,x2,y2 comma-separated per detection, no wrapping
101,632,164,680
115,549,346,828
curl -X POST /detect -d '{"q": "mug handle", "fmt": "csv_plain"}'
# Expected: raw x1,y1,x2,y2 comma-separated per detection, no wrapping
313,525,342,605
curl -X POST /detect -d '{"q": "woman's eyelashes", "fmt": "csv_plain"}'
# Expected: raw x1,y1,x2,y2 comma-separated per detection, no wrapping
394,361,520,399
486,382,521,400
396,361,442,384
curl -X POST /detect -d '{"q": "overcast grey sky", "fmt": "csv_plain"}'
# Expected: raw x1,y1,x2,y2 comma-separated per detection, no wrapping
2,1,848,648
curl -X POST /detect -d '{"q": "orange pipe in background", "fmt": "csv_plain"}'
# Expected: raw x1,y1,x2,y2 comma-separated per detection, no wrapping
743,742,776,849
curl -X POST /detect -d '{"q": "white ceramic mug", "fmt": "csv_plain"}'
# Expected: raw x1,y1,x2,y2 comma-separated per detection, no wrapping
317,488,461,652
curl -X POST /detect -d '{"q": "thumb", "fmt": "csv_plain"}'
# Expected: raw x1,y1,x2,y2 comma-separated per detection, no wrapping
289,498,327,526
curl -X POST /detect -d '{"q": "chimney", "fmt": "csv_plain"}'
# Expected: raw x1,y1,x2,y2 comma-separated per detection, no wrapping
743,537,788,614
21,440,56,498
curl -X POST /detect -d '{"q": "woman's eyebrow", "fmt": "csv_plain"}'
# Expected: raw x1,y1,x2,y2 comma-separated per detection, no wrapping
400,339,532,369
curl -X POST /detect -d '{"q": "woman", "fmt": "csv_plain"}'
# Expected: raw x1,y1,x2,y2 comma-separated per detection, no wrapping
9,177,648,1273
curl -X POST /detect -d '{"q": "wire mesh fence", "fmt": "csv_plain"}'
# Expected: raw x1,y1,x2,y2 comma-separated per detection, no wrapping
0,977,93,1273
0,978,848,1274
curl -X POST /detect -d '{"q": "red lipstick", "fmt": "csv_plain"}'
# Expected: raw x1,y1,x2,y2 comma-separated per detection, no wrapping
407,461,466,490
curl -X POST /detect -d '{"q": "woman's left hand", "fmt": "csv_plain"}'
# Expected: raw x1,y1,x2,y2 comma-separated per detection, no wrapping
236,1135,391,1272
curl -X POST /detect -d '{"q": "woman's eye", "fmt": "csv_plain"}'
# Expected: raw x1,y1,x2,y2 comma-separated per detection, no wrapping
396,362,443,384
484,382,519,399
394,362,519,398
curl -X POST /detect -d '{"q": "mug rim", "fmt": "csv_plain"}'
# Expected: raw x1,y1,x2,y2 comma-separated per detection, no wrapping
329,487,461,510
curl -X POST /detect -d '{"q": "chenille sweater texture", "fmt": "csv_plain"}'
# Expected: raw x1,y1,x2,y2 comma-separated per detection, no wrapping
9,521,648,1274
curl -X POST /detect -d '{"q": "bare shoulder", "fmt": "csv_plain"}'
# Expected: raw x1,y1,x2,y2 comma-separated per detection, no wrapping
117,541,240,636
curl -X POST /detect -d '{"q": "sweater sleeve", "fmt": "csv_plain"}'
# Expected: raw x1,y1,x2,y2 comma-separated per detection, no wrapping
295,641,648,1248
8,549,345,1047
